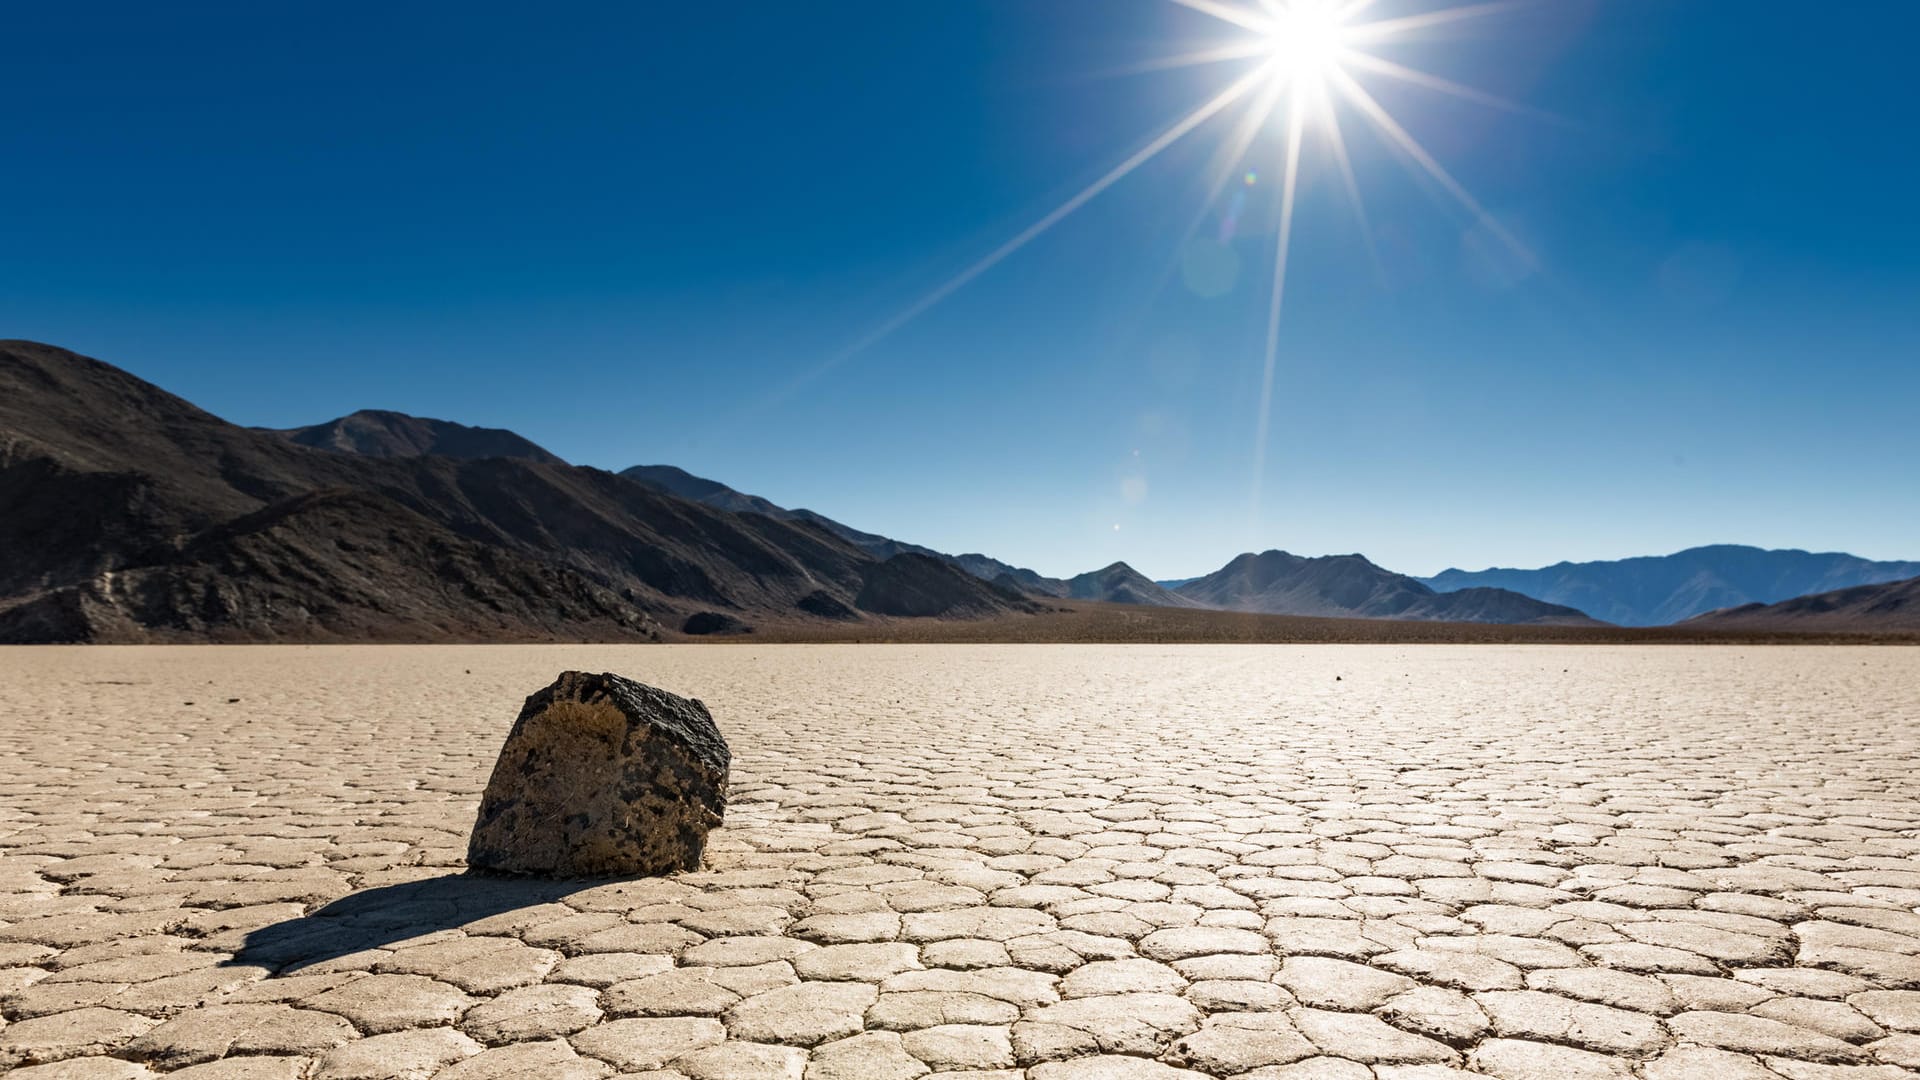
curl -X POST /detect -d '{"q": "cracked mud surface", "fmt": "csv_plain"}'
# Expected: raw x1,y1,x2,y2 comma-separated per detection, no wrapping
1,643,1917,1079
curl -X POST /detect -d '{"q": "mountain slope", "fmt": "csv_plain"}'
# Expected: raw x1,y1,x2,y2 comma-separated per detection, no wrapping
621,464,944,561
0,341,1030,642
1177,550,1600,625
1422,545,1920,626
620,466,1199,607
0,488,648,643
1063,563,1204,607
942,554,1063,597
621,464,791,518
263,409,564,463
619,464,1093,592
1683,575,1920,632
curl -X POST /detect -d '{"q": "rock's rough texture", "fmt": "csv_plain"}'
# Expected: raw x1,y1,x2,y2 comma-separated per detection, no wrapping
467,672,729,877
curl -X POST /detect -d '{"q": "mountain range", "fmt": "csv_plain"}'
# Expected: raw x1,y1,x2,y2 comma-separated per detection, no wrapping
0,341,1033,643
616,465,1583,621
620,465,1195,607
1422,546,1920,626
1173,551,1598,625
5,340,1912,642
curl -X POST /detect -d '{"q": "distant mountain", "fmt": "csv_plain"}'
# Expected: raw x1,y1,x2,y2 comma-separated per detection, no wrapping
1155,577,1200,590
263,409,564,464
1684,575,1920,632
1064,563,1204,608
1423,545,1920,627
1176,550,1600,625
0,341,1032,642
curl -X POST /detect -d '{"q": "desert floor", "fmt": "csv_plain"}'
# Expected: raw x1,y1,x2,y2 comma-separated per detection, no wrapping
1,644,1917,1079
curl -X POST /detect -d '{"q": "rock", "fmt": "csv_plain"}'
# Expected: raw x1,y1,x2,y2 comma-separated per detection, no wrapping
467,672,730,877
683,611,752,636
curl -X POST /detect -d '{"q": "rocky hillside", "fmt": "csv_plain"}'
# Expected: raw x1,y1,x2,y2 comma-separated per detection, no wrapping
1176,550,1601,625
0,341,1033,642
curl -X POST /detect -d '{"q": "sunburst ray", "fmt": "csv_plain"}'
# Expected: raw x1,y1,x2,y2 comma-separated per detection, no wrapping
1328,65,1534,266
1250,84,1309,524
1344,0,1532,43
777,63,1272,401
1170,0,1276,34
1339,50,1555,120
1164,0,1539,529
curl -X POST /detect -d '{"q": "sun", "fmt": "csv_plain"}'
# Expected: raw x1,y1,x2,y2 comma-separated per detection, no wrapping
1263,0,1354,88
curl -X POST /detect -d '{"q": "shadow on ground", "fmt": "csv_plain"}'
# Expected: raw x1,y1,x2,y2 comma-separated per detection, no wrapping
227,872,605,973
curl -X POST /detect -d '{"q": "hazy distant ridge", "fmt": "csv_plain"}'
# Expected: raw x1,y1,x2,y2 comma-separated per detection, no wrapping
1423,545,1920,626
1176,550,1599,626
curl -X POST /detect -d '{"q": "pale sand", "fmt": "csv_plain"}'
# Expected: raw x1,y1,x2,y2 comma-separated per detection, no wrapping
1,644,1917,1077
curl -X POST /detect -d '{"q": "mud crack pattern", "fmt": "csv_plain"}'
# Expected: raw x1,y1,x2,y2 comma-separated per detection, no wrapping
0,644,1917,1079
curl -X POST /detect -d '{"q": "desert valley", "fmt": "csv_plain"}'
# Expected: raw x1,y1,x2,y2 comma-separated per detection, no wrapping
5,1,1920,1076
3,338,1920,1078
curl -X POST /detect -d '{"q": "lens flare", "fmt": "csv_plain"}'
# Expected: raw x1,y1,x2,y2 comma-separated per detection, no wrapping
1151,0,1541,525
766,0,1543,524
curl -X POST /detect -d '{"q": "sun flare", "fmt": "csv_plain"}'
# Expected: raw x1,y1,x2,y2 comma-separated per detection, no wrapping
800,0,1540,527
1162,0,1539,514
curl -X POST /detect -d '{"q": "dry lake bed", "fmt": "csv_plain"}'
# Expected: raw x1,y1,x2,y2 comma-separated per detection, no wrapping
1,644,1918,1080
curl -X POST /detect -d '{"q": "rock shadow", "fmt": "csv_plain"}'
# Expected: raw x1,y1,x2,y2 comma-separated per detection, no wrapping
226,872,601,974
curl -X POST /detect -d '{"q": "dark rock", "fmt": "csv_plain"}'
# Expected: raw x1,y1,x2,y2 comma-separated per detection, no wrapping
682,611,752,636
467,671,730,877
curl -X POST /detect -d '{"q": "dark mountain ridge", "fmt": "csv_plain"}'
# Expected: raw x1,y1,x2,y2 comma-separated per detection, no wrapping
619,464,1188,608
1683,574,1920,632
262,409,564,464
1176,550,1600,625
1423,545,1920,626
0,341,1032,642
621,464,946,563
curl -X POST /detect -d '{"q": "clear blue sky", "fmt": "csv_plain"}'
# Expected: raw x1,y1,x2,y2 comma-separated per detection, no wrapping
5,2,1917,579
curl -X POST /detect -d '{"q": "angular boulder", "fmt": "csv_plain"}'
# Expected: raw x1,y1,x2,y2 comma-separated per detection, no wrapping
468,671,729,877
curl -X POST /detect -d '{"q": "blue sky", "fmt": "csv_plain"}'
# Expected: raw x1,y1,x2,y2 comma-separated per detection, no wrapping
5,2,1917,579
